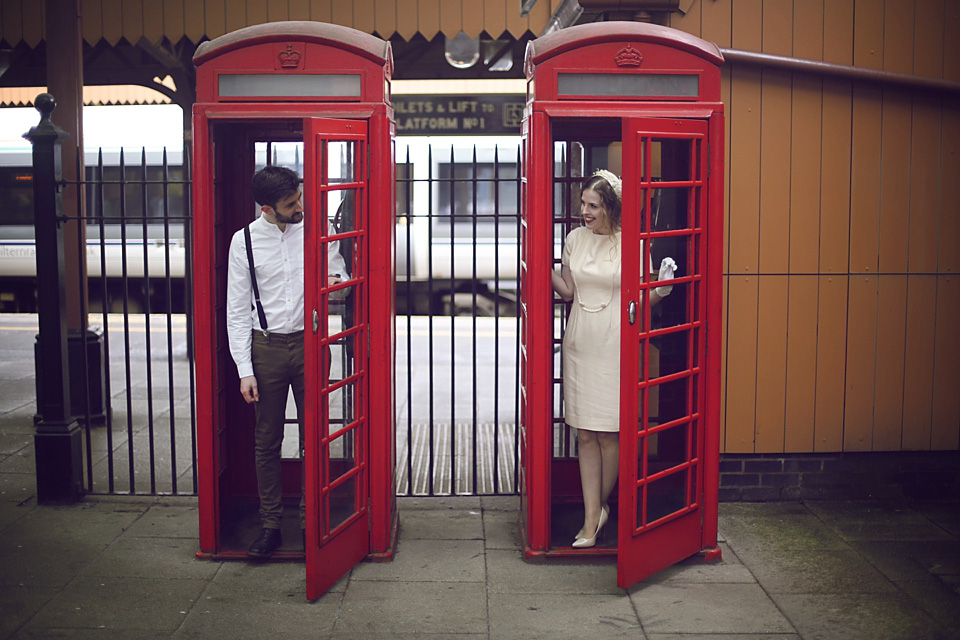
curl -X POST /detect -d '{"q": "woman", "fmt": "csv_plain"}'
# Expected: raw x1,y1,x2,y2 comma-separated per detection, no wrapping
550,170,676,548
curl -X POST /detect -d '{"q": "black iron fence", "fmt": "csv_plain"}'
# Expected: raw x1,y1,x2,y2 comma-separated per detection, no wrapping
20,139,524,497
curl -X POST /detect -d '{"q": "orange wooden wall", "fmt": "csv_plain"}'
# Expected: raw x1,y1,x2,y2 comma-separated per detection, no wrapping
670,0,960,454
3,0,958,455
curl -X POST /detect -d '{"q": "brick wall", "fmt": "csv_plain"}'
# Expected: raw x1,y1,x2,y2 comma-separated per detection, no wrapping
718,451,960,502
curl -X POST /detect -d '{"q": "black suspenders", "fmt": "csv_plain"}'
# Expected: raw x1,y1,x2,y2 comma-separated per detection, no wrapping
243,224,269,336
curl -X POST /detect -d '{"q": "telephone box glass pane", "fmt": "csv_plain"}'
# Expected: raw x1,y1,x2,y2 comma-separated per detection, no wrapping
218,74,362,98
328,141,358,183
328,190,358,233
558,73,698,98
328,474,357,533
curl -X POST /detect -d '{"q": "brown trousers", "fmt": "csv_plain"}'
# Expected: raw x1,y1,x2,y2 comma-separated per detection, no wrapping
251,331,305,529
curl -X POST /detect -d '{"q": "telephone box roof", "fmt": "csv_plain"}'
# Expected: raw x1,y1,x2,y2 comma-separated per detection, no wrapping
525,21,723,75
193,21,392,69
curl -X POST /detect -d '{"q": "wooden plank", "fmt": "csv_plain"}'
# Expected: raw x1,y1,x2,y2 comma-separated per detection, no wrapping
843,275,877,451
504,0,527,39
461,0,483,39
784,276,818,452
267,0,289,21
289,0,311,21
908,96,941,274
143,0,164,43
822,0,853,65
81,0,102,45
120,0,142,45
818,78,851,275
852,0,883,69
849,85,882,273
754,276,788,452
526,0,551,36
394,0,418,40
184,0,205,43
941,105,960,273
882,0,913,74
931,276,960,449
1,0,23,47
872,275,907,450
668,0,701,38
792,0,823,61
374,0,398,38
758,68,790,275
761,0,792,56
417,0,440,40
721,64,732,274
246,0,268,26
723,276,759,452
224,0,247,34
814,275,846,452
946,1,960,82
720,275,730,450
309,0,332,23
701,0,732,48
331,0,352,26
483,0,506,40
204,0,226,40
439,0,462,37
901,276,937,450
21,0,44,47
913,0,943,77
732,0,761,51
727,65,761,275
877,93,911,274
789,74,822,275
162,0,185,40
353,0,376,34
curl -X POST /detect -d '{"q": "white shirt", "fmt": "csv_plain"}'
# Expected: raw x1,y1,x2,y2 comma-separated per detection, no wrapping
226,215,348,378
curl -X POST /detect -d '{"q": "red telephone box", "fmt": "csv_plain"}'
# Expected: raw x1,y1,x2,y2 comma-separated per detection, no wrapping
191,22,396,600
519,22,724,588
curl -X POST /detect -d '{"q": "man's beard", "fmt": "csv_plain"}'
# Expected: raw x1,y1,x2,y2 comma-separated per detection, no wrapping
275,211,304,224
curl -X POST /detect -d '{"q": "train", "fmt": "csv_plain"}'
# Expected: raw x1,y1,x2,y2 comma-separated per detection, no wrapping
0,105,526,315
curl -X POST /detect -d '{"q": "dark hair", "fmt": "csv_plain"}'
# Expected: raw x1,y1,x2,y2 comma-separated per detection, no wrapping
251,166,300,210
582,173,622,231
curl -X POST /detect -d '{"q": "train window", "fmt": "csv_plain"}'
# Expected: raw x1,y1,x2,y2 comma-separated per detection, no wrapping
0,167,34,226
435,161,519,238
85,164,185,223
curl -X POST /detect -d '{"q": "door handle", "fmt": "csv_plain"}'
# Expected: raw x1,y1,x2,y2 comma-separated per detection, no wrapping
312,309,319,334
628,300,637,325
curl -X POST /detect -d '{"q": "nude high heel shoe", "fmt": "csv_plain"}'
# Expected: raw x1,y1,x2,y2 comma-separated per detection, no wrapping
572,504,609,548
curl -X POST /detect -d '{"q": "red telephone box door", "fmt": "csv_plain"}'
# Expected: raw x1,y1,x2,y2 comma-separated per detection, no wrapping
618,116,709,588
302,117,370,600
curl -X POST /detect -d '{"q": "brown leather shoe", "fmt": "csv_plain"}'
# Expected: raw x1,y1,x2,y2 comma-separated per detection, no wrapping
247,528,282,558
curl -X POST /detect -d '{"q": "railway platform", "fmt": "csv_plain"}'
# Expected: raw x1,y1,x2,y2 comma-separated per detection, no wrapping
1,317,960,638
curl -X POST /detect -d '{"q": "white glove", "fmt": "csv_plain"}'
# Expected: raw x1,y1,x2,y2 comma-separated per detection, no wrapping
655,257,677,297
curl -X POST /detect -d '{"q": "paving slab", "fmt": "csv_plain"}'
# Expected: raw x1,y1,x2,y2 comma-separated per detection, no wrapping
487,592,643,639
480,508,523,550
773,591,951,640
350,538,486,582
805,501,956,542
734,548,900,595
20,575,208,636
485,548,620,595
395,505,484,539
334,580,488,635
628,582,796,636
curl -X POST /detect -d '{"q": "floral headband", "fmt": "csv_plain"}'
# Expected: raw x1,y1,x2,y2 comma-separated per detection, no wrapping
592,169,622,202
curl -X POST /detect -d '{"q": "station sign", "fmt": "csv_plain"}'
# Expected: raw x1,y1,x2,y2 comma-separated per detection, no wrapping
393,95,525,135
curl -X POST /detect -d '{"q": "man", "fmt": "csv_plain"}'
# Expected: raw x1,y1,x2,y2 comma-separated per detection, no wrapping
226,165,347,558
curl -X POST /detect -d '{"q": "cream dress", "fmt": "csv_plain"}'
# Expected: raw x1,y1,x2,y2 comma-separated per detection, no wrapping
561,226,622,432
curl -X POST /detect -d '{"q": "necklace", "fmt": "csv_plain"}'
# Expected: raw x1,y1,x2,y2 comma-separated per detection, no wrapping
574,232,620,313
